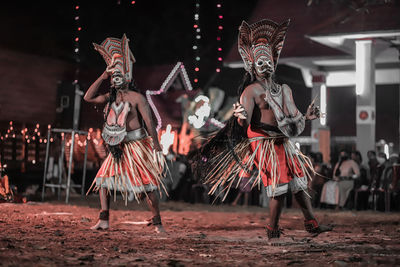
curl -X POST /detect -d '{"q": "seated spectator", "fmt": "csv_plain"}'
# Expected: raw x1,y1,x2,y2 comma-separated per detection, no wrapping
310,152,330,208
0,163,12,202
377,154,399,211
368,151,384,191
0,163,25,203
391,159,400,210
351,150,370,210
371,152,388,211
321,150,360,210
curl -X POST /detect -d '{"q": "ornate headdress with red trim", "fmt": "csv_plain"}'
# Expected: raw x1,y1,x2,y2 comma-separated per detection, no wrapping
93,34,136,82
238,19,290,74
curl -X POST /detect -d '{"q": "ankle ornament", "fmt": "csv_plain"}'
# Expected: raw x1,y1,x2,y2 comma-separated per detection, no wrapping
148,215,162,226
266,225,283,239
99,210,109,221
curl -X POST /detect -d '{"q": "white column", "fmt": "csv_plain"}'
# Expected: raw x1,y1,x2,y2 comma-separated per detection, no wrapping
73,84,83,130
355,39,376,163
310,71,327,152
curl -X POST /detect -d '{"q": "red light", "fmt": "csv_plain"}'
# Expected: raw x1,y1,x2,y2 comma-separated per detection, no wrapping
216,68,221,72
218,47,222,51
193,24,198,28
359,111,369,120
218,26,223,30
219,15,223,19
131,0,135,4
78,27,82,31
75,6,79,10
217,37,221,41
218,57,222,61
217,4,221,8
195,67,199,72
194,79,198,83
75,37,79,42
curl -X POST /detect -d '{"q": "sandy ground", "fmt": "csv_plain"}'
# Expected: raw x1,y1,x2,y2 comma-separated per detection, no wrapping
1,196,400,266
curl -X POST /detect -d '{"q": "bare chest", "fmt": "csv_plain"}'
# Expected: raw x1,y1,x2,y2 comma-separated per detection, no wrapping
339,161,356,176
254,93,278,125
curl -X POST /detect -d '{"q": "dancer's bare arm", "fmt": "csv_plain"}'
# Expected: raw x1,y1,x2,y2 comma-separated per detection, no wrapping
333,163,340,181
282,84,319,121
84,71,110,104
137,94,162,151
234,85,256,128
351,160,361,177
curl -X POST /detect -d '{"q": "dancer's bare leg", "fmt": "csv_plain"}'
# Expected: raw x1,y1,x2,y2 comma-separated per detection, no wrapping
232,192,243,206
293,190,315,221
146,191,165,233
91,188,110,230
268,194,285,229
243,192,250,206
266,194,288,242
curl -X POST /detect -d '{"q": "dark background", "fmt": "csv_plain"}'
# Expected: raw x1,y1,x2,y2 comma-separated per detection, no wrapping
0,0,398,147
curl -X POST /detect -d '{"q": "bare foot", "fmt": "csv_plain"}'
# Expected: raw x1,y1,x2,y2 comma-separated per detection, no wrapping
154,224,166,234
310,224,333,237
91,219,109,230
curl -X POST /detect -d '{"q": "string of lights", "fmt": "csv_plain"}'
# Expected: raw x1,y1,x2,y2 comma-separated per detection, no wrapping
0,121,53,144
216,0,223,73
146,62,193,131
192,0,201,86
117,0,136,5
0,122,106,151
73,1,81,85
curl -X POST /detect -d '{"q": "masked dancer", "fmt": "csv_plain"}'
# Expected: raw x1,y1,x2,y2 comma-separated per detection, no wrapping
199,19,332,242
84,34,167,233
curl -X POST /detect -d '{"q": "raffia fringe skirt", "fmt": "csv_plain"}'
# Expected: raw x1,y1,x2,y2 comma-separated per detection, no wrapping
204,126,314,200
88,134,167,203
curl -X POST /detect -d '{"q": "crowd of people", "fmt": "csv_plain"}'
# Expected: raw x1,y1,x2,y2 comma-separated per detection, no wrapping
309,150,400,211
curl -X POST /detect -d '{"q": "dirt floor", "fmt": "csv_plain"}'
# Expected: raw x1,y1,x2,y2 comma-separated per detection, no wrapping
1,196,400,266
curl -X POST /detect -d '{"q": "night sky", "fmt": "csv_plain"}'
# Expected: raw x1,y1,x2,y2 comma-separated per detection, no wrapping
0,0,257,88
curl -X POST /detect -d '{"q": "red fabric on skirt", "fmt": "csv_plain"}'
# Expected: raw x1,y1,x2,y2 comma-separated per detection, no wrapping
247,125,304,187
95,136,161,188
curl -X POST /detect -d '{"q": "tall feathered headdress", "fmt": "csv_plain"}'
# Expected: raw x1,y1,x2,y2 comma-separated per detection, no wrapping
238,19,290,73
93,34,136,82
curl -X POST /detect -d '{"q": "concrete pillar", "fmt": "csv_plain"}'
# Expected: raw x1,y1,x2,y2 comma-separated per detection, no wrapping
310,71,328,152
72,84,83,130
355,39,376,163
